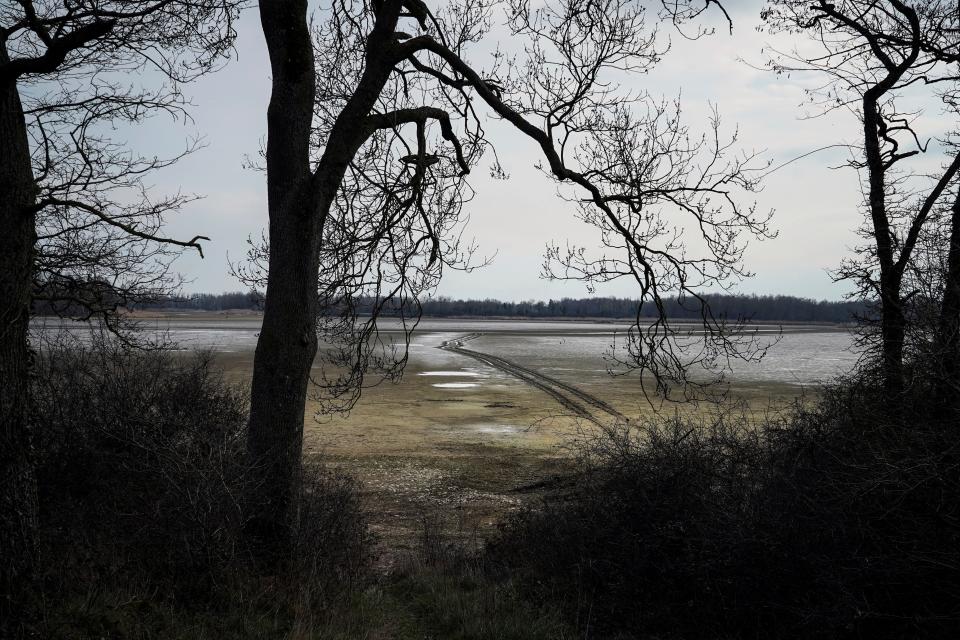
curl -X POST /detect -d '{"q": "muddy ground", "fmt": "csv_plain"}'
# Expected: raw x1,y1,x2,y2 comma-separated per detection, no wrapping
213,339,806,567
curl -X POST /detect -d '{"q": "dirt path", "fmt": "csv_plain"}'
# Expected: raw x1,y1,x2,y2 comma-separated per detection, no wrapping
440,334,627,424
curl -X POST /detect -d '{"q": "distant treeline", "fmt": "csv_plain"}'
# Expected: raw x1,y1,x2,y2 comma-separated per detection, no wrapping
138,291,865,324
417,295,865,323
31,289,264,316
141,291,263,311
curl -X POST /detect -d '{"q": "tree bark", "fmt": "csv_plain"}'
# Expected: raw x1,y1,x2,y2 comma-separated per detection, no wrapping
937,188,960,396
245,0,319,556
0,52,39,624
863,92,905,398
247,0,403,561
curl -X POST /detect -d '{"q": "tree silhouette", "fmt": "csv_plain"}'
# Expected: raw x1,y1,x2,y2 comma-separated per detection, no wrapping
764,0,960,400
0,0,242,620
246,0,771,559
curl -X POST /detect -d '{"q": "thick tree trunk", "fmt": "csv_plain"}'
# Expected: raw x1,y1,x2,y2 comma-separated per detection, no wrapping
245,0,319,557
245,215,321,554
247,0,402,562
0,64,39,624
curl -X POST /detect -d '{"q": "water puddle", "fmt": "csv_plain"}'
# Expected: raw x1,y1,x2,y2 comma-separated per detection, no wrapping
432,382,479,389
469,423,523,435
419,370,482,377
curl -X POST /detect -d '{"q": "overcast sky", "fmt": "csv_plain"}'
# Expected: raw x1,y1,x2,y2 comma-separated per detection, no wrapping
143,1,881,301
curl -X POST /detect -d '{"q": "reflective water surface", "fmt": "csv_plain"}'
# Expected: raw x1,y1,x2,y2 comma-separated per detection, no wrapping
33,316,858,386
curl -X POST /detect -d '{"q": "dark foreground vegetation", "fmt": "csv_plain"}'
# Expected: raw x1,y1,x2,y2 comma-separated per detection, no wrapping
14,336,958,639
4,0,959,637
21,338,371,638
134,291,864,324
15,337,574,639
493,375,960,638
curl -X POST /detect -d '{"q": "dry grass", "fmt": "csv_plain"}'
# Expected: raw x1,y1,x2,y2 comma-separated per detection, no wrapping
212,347,806,560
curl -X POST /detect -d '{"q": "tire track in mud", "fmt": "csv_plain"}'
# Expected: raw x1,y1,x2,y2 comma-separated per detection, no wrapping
439,334,626,424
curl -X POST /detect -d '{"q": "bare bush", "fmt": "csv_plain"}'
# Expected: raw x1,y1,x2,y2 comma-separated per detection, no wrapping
493,382,960,638
33,336,250,586
27,335,371,636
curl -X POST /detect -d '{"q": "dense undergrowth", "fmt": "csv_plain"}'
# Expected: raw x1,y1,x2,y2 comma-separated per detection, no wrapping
18,339,568,639
15,337,960,638
22,339,371,638
492,372,960,639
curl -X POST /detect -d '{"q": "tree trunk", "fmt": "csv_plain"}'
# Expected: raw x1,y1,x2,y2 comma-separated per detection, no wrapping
937,188,960,398
245,0,319,558
247,1,402,562
0,62,39,625
879,272,906,397
863,92,905,398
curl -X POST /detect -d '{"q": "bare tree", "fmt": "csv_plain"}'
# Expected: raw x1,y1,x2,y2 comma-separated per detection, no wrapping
0,0,242,617
941,180,960,388
763,0,960,399
246,0,770,558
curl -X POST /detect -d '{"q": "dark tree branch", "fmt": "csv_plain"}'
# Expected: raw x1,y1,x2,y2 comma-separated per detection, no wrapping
34,197,209,258
364,106,470,174
0,18,115,81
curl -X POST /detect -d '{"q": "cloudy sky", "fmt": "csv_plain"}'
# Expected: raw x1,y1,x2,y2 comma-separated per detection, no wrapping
145,0,878,301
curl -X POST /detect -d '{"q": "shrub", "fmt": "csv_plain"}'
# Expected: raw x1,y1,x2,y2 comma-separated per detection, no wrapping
762,379,960,637
27,334,371,637
33,336,252,588
492,380,960,639
492,413,776,638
